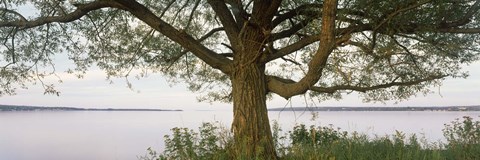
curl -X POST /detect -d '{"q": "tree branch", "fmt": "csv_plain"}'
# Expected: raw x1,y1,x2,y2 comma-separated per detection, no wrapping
159,27,225,70
0,8,28,22
266,0,338,99
225,0,247,28
264,31,352,63
272,3,323,27
439,0,480,28
269,19,313,42
435,28,480,34
207,0,241,51
251,0,282,28
1,0,234,73
0,0,124,29
185,0,201,29
311,75,444,93
373,0,431,31
267,75,446,97
263,35,321,62
115,0,232,74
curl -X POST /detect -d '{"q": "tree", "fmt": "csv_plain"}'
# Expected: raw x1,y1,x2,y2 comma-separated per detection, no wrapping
1,0,479,159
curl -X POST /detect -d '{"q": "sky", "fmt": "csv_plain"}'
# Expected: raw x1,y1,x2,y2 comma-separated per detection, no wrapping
1,60,479,110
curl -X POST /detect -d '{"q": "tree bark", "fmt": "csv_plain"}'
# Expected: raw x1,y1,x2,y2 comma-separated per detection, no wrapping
231,62,277,159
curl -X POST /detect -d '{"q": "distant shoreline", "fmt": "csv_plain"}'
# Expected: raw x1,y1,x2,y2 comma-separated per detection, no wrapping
268,105,480,112
0,105,182,112
2,104,480,112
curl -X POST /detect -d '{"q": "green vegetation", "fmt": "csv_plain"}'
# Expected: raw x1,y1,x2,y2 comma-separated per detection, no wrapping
140,116,480,160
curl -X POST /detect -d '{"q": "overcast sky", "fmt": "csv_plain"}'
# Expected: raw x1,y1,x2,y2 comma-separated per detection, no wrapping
1,60,479,110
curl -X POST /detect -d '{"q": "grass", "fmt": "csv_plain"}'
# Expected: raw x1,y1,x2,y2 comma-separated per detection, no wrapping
139,116,480,160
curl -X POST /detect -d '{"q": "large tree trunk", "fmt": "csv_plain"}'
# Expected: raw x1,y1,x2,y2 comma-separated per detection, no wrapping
231,62,277,159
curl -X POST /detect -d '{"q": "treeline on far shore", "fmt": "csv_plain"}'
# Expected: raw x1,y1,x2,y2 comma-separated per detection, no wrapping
268,105,480,112
0,104,182,112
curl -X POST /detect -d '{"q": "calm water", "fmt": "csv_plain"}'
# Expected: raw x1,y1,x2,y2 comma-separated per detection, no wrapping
1,110,479,160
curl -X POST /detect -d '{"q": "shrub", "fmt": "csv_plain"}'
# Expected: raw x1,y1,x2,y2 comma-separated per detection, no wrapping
140,122,231,160
443,116,480,145
442,116,480,160
289,124,347,147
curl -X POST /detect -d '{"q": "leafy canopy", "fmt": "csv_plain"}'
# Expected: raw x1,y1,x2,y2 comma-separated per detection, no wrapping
1,0,479,102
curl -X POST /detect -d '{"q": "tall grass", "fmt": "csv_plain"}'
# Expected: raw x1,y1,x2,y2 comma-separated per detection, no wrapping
140,116,480,160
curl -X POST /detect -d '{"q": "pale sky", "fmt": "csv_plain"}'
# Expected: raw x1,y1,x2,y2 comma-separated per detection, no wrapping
1,61,479,110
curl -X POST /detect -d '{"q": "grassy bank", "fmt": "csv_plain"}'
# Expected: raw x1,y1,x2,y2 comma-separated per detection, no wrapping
140,116,480,160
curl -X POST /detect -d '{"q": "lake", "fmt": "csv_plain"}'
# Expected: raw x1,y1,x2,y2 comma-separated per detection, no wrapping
1,110,479,160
